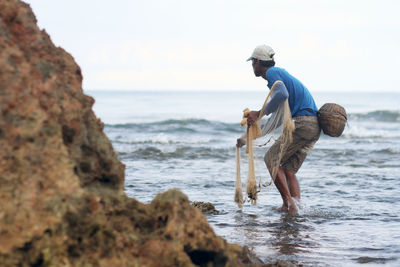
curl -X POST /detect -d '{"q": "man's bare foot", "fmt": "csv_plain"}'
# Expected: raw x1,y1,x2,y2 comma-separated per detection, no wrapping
275,198,299,213
277,204,288,212
288,199,298,213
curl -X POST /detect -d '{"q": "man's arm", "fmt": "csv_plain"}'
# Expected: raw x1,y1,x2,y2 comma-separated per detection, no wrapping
244,81,288,126
236,133,246,148
262,81,289,116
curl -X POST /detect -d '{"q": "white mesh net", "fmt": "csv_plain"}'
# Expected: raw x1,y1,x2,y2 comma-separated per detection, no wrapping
235,81,295,208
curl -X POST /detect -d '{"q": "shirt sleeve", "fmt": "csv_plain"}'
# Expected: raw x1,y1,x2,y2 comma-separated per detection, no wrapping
266,67,284,88
262,81,289,116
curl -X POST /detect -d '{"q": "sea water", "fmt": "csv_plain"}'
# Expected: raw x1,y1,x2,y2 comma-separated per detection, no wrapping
88,90,400,266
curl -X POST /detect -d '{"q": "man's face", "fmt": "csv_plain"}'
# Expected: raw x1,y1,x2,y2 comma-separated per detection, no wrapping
252,59,262,77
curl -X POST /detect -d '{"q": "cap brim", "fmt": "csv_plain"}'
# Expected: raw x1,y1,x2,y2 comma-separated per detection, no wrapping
246,57,253,61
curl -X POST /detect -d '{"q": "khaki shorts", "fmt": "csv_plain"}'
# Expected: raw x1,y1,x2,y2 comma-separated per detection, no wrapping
264,116,320,173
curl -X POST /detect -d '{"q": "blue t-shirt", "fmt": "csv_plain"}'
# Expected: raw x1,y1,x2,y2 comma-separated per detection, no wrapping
266,67,318,117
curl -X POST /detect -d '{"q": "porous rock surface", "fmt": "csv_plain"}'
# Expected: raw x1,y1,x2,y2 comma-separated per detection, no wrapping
192,201,220,215
0,1,263,266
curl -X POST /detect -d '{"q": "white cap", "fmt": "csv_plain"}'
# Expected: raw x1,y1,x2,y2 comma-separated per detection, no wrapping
246,45,275,61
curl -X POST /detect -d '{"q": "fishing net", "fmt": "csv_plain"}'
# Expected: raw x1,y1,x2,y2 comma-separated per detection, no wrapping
235,81,295,207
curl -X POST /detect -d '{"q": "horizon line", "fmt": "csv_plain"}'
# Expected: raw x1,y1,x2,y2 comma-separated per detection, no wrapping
84,89,400,93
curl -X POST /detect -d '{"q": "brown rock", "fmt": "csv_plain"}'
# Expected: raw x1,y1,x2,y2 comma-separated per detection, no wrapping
0,0,264,266
192,201,220,215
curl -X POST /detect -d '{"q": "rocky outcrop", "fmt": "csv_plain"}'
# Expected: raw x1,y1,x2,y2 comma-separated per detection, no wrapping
0,1,262,266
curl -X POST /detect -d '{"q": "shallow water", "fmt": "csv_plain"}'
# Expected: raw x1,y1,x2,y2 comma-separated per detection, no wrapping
89,90,400,266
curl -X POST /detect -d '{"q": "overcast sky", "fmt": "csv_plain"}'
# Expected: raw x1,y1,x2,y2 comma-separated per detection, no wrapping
25,0,400,92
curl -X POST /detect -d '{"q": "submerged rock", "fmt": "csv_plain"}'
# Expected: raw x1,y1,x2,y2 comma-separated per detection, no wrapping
0,0,263,266
192,201,220,215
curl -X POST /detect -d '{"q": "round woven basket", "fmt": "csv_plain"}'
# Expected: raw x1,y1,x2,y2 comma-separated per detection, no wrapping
318,103,347,137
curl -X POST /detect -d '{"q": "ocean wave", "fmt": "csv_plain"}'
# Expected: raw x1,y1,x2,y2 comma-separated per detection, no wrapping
374,148,400,155
118,145,233,161
103,112,400,143
340,124,400,139
105,118,243,134
105,111,400,130
349,110,400,122
111,135,221,145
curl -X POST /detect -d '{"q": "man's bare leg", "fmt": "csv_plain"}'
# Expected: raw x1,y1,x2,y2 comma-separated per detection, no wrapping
273,166,297,213
285,170,300,201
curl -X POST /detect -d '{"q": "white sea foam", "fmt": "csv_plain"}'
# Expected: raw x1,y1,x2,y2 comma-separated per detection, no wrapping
342,123,400,138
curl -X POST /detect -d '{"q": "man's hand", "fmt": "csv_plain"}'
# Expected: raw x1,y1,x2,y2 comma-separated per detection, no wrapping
236,138,246,148
246,110,260,126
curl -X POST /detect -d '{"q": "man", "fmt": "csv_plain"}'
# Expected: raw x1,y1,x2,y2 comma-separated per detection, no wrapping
237,45,320,213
